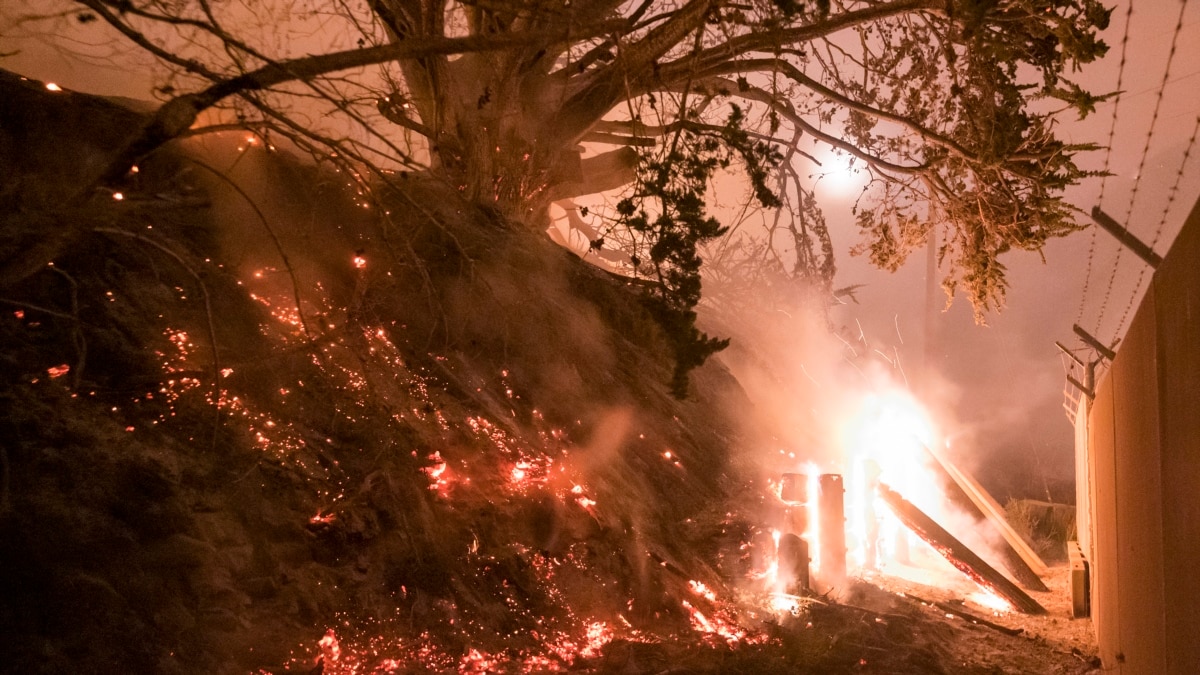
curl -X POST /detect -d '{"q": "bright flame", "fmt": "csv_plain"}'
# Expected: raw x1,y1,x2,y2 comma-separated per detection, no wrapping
840,389,943,573
968,590,1013,614
422,451,451,495
317,629,341,664
770,593,802,615
681,600,746,645
688,580,717,602
805,467,821,575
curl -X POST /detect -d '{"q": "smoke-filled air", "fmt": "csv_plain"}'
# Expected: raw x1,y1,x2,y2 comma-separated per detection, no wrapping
0,0,1121,673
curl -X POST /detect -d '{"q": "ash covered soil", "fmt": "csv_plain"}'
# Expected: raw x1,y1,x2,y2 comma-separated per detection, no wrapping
0,71,1098,674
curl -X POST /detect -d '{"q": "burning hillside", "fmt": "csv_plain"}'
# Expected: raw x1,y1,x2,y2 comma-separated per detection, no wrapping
0,73,1097,674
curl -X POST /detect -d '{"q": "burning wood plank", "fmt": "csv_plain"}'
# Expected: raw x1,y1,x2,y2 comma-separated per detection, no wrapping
918,444,1050,591
817,474,847,588
876,483,1047,615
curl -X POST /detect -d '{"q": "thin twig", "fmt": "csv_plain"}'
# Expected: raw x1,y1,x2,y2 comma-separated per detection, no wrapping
93,226,224,449
183,156,314,339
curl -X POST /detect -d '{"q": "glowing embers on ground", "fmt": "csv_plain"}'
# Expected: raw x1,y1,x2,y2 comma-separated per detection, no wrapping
679,599,747,646
293,584,773,673
429,413,600,519
285,616,626,673
569,484,597,514
679,580,768,647
420,450,454,496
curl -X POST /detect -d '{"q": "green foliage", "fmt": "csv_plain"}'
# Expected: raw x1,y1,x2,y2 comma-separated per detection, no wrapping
616,106,782,396
839,0,1111,319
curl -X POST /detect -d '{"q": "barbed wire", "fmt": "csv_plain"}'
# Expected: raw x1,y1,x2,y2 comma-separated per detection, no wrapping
1076,0,1135,327
1108,0,1191,340
1113,115,1200,337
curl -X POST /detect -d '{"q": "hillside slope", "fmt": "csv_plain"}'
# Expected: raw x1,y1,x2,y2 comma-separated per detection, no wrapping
0,71,1098,675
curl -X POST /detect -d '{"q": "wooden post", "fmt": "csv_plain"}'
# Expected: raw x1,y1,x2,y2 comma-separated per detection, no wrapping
818,474,847,587
778,533,810,592
1090,207,1163,269
779,472,811,590
877,482,1047,615
1068,541,1090,618
1073,323,1117,362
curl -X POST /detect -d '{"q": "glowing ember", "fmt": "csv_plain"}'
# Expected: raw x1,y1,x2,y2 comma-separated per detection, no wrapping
568,484,598,513
45,82,62,91
680,599,746,645
510,462,528,482
317,629,341,665
688,580,717,602
580,621,612,658
459,648,499,673
47,364,70,379
422,451,451,495
310,511,337,525
353,254,367,269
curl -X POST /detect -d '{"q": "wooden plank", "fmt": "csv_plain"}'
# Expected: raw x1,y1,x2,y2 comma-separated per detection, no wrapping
817,474,847,588
926,444,1050,578
877,483,1047,615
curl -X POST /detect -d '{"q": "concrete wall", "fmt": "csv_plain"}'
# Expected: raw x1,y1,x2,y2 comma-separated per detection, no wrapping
1083,196,1200,674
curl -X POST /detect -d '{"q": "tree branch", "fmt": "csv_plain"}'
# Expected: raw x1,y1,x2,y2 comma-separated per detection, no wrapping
677,76,926,176
692,57,977,162
86,16,624,188
654,0,945,89
554,0,713,141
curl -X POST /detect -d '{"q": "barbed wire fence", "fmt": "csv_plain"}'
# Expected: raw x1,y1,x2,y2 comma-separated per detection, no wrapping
1062,0,1198,423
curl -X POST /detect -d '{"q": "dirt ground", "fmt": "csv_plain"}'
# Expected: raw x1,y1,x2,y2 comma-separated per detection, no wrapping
853,562,1101,675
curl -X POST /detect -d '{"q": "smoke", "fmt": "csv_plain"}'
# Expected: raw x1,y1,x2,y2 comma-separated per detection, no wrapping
698,274,1030,594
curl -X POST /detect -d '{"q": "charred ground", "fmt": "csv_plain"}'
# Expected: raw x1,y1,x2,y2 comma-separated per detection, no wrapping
0,71,1096,674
